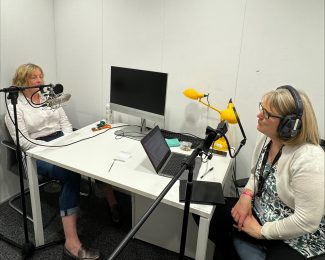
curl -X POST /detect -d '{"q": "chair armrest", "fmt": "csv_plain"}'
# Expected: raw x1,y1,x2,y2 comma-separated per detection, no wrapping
1,139,17,151
234,177,249,188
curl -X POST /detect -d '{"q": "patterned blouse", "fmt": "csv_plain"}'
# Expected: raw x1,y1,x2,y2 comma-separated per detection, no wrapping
253,146,325,258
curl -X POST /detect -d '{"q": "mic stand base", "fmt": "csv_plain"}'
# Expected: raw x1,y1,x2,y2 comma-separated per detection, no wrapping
0,234,35,258
0,233,64,259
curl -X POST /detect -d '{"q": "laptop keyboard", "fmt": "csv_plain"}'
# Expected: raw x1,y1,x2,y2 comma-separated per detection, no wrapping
161,153,188,177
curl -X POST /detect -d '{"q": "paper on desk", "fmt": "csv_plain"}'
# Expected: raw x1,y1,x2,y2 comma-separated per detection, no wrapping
114,151,131,162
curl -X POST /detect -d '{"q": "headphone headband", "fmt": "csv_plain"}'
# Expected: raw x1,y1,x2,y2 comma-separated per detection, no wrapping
277,85,303,118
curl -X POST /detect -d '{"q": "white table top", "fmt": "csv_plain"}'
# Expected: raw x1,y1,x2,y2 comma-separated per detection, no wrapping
27,123,233,218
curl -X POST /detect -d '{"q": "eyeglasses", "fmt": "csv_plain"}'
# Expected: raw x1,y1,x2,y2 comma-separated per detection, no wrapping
259,103,283,119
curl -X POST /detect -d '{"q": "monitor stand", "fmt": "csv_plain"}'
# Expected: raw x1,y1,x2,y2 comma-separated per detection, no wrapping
114,118,150,141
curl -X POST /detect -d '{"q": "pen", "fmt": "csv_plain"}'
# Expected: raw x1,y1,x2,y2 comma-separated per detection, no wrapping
200,167,214,179
108,159,116,173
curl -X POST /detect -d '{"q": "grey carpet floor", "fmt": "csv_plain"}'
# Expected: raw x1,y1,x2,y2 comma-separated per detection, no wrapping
0,181,193,260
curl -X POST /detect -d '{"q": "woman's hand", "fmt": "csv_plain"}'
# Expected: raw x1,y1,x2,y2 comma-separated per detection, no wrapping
231,190,253,230
235,214,264,239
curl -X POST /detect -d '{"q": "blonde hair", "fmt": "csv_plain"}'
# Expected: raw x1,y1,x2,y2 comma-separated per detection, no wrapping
263,88,320,146
12,63,44,87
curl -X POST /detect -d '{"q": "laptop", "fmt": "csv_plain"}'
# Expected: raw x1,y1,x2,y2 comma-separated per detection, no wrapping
140,126,202,180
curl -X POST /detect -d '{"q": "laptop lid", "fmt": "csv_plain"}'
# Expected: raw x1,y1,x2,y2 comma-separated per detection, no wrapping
140,125,171,173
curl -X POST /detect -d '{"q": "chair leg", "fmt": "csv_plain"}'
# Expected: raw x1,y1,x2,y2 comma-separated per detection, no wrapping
80,177,93,197
9,189,34,222
9,177,93,223
8,180,58,223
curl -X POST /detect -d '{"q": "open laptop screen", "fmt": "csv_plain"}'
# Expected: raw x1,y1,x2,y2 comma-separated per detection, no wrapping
141,126,171,172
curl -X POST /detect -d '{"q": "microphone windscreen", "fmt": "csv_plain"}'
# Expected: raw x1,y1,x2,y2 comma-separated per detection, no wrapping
183,88,205,100
53,84,63,94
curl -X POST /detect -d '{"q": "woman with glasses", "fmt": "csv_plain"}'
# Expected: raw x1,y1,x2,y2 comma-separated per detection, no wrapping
208,86,324,260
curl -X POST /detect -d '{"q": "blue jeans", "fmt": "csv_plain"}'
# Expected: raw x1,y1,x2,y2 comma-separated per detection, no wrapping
233,234,267,260
36,131,80,217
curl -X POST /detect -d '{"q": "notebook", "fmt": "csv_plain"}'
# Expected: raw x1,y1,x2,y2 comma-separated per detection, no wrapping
140,125,202,180
179,180,225,205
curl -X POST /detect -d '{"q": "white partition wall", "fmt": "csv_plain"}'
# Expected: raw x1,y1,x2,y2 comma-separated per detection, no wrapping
54,0,324,180
234,0,325,173
0,0,57,202
54,0,103,128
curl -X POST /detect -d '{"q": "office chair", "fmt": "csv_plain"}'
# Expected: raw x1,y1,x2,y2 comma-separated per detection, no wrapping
231,157,248,197
1,138,58,222
320,139,325,151
1,123,93,223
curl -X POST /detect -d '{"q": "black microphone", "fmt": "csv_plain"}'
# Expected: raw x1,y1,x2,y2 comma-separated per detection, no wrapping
53,84,63,94
39,83,63,94
202,121,228,153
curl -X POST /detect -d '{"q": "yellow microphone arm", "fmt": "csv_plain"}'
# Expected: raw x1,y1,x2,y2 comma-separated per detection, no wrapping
198,98,222,114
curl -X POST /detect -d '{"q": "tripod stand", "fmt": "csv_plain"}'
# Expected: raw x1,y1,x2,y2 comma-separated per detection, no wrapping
0,86,64,259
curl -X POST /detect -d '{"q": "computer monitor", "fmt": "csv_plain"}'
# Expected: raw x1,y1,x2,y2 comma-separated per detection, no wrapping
110,66,168,138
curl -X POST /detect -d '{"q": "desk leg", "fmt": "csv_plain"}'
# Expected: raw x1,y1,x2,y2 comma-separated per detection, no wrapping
26,156,45,246
196,216,210,260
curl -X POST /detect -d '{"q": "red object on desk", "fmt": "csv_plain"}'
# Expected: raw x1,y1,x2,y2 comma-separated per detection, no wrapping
91,124,111,131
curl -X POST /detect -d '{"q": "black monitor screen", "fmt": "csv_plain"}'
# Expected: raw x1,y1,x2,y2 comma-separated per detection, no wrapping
110,66,168,116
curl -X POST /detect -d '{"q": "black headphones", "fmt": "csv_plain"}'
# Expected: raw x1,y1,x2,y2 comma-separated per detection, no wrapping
276,85,303,139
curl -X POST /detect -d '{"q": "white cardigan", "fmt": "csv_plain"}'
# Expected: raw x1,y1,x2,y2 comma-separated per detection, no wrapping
245,135,325,240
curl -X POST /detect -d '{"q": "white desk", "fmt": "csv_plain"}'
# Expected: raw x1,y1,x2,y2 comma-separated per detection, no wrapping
26,123,233,259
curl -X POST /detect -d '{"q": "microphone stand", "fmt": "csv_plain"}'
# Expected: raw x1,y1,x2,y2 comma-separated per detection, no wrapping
179,122,226,259
108,123,225,260
0,86,64,259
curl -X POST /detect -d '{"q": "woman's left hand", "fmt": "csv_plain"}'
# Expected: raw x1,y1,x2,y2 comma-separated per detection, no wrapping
234,215,264,239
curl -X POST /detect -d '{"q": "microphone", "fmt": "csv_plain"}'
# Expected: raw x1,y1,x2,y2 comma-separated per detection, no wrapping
53,84,63,94
39,83,64,94
43,93,71,108
202,121,228,153
183,88,208,100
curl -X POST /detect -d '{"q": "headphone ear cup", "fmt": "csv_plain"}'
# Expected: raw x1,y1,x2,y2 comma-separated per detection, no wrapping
278,115,302,138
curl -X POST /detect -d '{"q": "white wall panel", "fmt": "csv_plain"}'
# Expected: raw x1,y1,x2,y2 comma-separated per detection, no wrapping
44,0,325,181
234,0,324,177
54,0,103,128
162,0,246,138
102,0,165,127
0,0,56,202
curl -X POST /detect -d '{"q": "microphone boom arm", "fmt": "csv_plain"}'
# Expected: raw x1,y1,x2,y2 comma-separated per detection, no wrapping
198,98,222,114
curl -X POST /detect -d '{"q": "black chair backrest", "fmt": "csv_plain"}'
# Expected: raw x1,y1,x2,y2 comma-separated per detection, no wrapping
320,139,325,151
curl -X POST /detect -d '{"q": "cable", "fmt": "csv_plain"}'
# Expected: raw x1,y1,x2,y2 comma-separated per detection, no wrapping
114,127,146,141
4,93,122,148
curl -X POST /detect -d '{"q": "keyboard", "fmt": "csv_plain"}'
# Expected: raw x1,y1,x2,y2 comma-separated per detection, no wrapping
161,153,188,177
160,129,203,149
